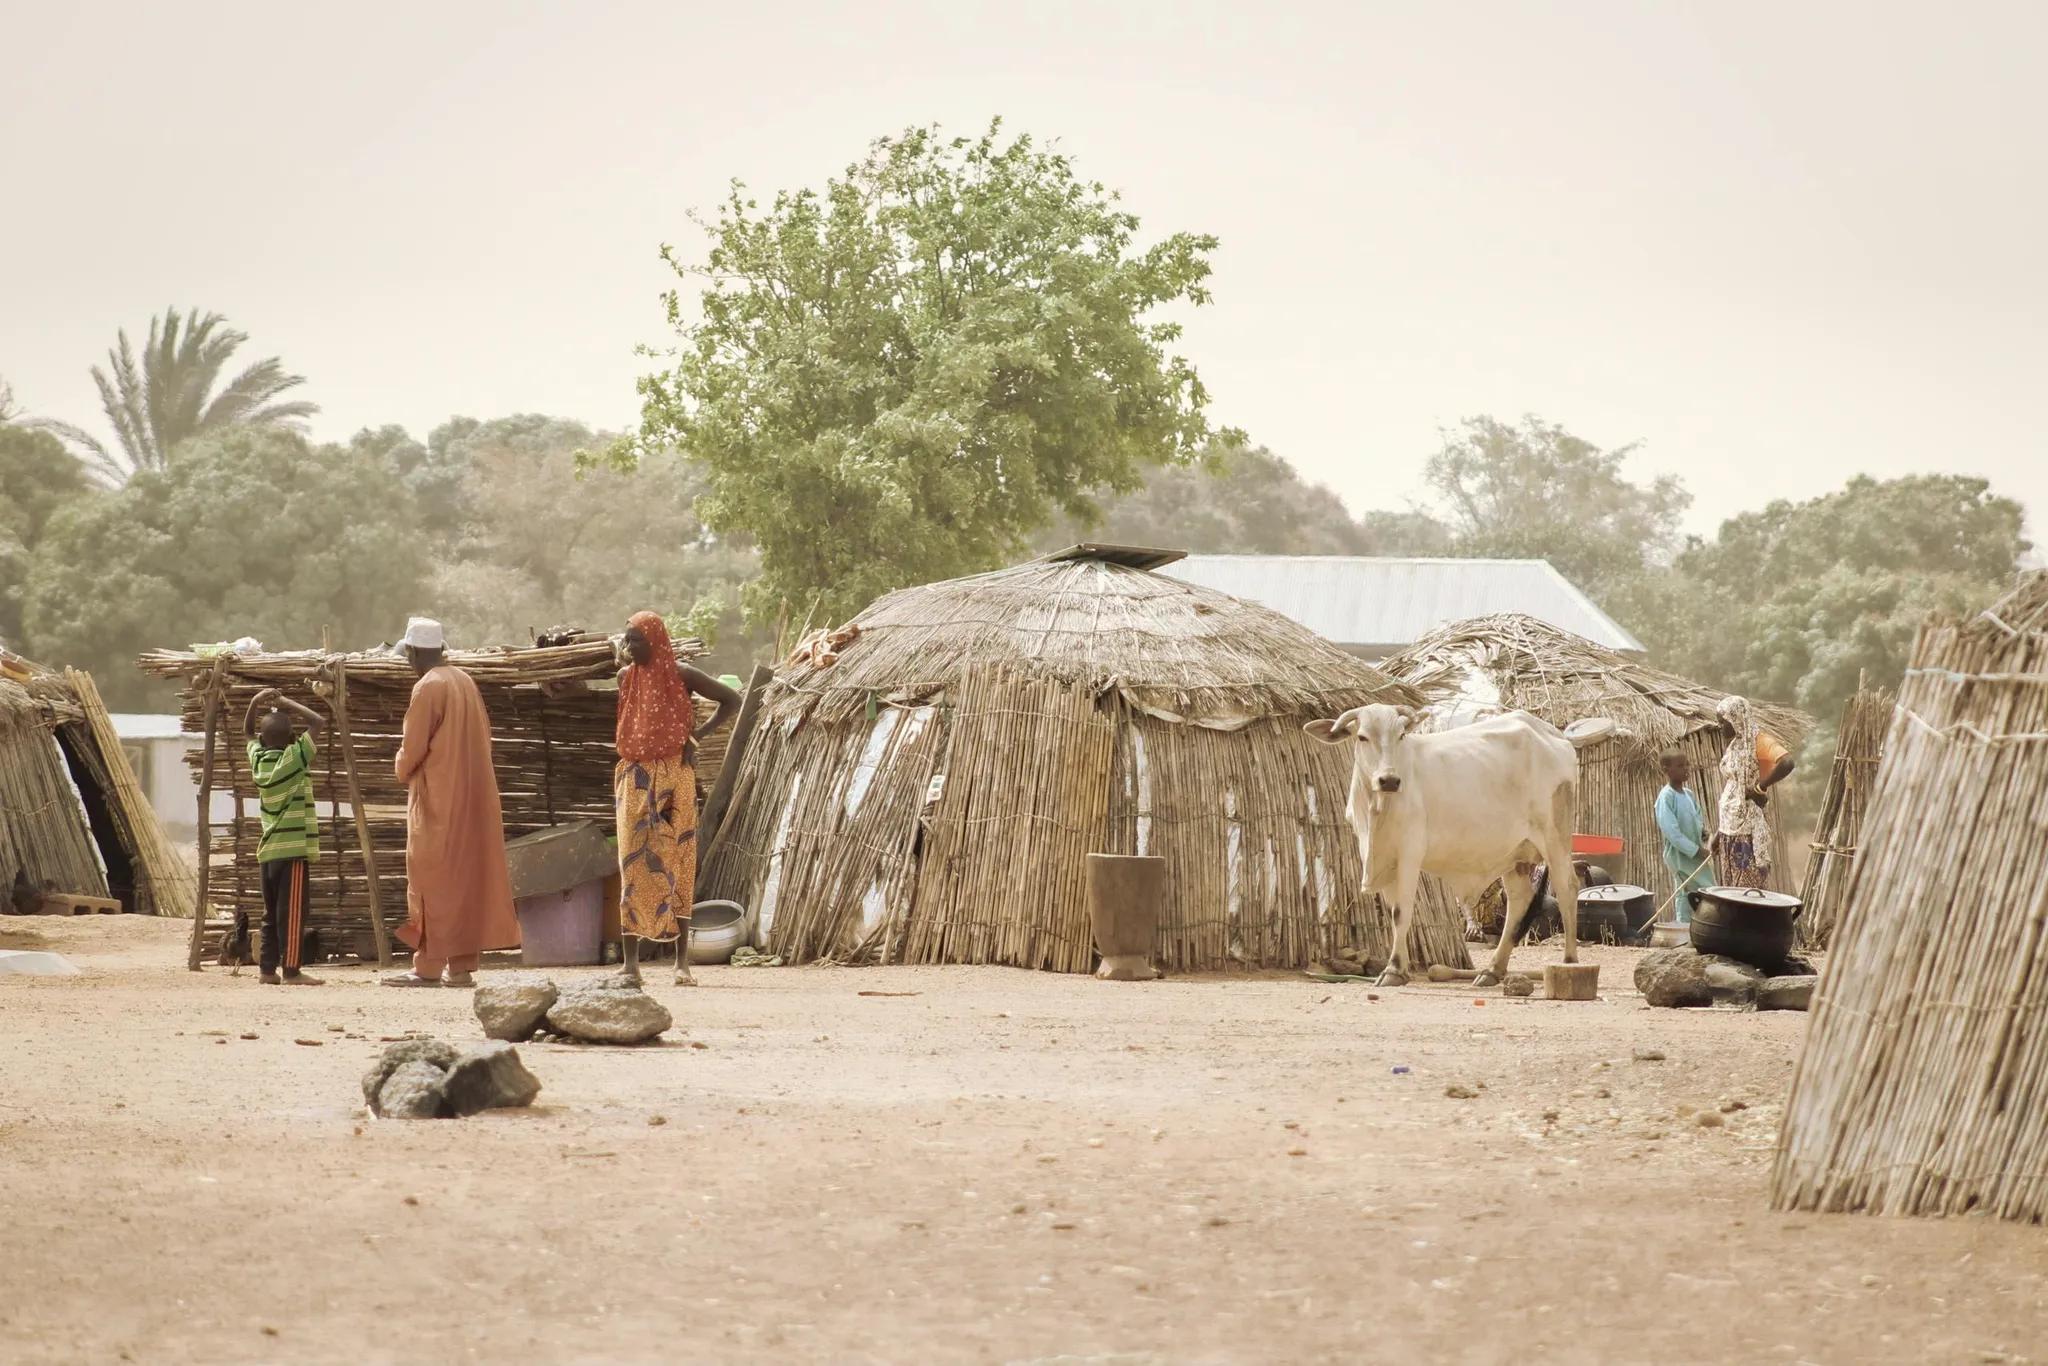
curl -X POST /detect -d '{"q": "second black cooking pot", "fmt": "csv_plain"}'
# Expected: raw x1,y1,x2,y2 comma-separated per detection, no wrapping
1690,885,1803,967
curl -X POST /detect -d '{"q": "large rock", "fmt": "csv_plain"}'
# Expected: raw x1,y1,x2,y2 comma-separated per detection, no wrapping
1757,976,1817,1011
362,1037,459,1107
474,981,560,1042
546,981,673,1045
441,1042,543,1115
1634,947,1766,1009
375,1059,451,1119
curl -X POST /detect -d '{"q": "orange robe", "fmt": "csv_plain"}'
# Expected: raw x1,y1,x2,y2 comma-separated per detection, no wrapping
394,665,520,961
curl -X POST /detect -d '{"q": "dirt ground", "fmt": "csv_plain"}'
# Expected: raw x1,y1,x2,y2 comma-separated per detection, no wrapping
2,918,2042,1365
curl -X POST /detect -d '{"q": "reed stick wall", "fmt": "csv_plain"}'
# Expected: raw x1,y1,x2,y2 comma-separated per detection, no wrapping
1772,576,2048,1222
0,683,108,903
1795,682,1893,950
700,666,1471,974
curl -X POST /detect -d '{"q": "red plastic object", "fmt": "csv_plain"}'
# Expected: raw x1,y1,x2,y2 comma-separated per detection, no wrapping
1571,833,1625,858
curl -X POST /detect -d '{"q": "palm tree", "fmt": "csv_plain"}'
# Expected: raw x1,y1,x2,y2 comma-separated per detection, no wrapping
36,308,317,483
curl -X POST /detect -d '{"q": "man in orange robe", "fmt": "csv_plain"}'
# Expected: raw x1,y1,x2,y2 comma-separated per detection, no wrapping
383,618,520,987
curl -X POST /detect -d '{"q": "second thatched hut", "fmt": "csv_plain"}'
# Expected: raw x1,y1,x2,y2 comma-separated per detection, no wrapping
699,546,1471,974
1382,614,1811,895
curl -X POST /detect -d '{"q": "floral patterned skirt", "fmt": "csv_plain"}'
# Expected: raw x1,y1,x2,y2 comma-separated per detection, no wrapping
614,755,697,943
1719,836,1770,889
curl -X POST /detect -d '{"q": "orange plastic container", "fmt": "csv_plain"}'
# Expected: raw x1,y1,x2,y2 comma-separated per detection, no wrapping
1571,833,1625,858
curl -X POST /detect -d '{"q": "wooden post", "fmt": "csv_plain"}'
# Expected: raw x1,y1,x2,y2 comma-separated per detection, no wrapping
1086,852,1164,981
328,662,393,968
185,658,227,971
1544,962,1601,1000
697,663,772,853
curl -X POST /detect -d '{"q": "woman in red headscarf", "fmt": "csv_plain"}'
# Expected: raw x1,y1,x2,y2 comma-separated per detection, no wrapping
615,611,740,984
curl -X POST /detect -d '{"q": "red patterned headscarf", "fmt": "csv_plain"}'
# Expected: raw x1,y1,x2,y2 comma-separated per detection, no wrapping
615,611,694,763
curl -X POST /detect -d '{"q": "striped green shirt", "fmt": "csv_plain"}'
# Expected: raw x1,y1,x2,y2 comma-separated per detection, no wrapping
247,732,320,864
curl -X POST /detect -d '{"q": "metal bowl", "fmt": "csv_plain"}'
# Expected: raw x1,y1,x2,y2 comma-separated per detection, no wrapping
686,900,749,965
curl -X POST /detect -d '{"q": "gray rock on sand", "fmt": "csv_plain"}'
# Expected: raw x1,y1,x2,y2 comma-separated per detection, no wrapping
1757,975,1816,1011
546,981,673,1045
474,981,560,1042
1501,974,1536,998
362,1038,459,1107
363,1037,542,1119
377,1059,451,1119
440,1041,543,1115
1634,947,1766,1009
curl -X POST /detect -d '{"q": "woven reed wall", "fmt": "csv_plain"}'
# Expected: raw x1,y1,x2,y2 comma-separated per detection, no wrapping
701,666,1470,973
1796,685,1893,950
1772,587,2048,1222
0,689,108,903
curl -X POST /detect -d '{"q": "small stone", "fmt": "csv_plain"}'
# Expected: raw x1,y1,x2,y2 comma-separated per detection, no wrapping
1633,1049,1666,1062
1860,1274,1880,1288
1287,1146,1308,1157
361,1038,459,1108
403,1195,419,1207
1541,1108,1559,1122
376,1060,450,1119
1696,1111,1725,1128
1758,976,1816,1011
326,1024,345,1032
648,1115,668,1127
239,1033,258,1040
293,1038,323,1047
1501,975,1535,998
1721,1099,1749,1114
546,983,673,1045
474,980,561,1041
1445,1085,1479,1100
439,1041,542,1116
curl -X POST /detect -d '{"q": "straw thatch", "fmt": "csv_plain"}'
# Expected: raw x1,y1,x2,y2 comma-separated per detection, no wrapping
1773,572,2048,1223
1382,614,1812,894
701,549,1472,974
1796,678,1894,951
137,634,717,961
1,664,192,917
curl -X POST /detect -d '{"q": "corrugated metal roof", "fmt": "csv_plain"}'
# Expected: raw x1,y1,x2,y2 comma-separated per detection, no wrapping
1159,556,1645,655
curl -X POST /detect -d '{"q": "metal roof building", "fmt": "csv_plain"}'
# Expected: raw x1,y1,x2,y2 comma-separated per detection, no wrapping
1159,555,1644,660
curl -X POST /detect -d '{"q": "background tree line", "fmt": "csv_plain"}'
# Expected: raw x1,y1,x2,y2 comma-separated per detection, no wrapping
3,122,2033,759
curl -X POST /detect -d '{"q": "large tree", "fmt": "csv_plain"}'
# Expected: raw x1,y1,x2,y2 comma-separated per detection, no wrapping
1425,414,1689,596
615,120,1228,625
0,424,95,651
21,428,427,707
36,307,317,484
1035,440,1451,556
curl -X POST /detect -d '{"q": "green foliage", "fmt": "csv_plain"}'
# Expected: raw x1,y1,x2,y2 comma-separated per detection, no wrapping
1035,439,1451,556
619,119,1227,626
1426,415,1689,595
1648,475,2030,717
20,428,428,708
0,424,96,650
34,308,316,485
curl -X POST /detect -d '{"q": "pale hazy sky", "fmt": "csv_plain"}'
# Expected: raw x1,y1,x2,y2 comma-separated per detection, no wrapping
5,1,2043,540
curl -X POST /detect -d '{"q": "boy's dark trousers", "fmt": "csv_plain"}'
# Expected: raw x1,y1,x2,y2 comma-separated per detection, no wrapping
260,858,310,976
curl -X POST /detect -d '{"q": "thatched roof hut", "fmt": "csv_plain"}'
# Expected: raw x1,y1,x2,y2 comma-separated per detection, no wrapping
1381,614,1812,894
2,663,194,918
700,546,1471,974
137,632,722,965
1772,572,2048,1222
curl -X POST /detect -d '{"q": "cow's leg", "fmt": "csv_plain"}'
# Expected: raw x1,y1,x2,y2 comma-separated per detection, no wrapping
1376,861,1423,987
1478,864,1535,987
1547,790,1581,965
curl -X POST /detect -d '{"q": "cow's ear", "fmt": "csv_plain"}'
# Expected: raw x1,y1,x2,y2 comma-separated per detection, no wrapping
1303,717,1346,744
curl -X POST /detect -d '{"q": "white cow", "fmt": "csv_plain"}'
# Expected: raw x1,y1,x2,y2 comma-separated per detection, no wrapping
1305,703,1596,987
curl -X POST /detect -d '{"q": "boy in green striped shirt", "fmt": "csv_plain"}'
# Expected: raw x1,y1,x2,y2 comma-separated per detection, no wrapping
244,688,326,986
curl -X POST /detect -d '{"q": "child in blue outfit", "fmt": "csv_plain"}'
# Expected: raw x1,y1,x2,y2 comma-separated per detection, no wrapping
1655,752,1714,923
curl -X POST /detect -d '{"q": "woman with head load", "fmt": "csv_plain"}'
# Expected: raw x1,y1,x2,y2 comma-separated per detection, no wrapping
1713,694,1794,889
614,612,740,985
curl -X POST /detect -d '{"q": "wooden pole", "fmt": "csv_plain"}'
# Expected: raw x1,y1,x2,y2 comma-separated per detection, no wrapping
327,662,393,968
186,658,227,971
698,663,772,854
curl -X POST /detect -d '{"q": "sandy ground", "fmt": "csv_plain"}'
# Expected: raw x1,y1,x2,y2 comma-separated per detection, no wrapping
1,918,2042,1365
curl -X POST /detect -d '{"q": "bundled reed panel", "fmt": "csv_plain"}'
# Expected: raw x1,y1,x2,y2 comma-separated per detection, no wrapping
0,680,108,903
1796,681,1894,950
1771,572,2048,1222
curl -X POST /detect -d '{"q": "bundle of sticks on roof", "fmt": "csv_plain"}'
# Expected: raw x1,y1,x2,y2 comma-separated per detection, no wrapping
137,634,715,961
1772,571,2048,1223
1796,678,1894,950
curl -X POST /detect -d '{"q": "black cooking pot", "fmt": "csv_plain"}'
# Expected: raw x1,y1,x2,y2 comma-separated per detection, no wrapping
1690,886,1803,968
1581,883,1655,943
